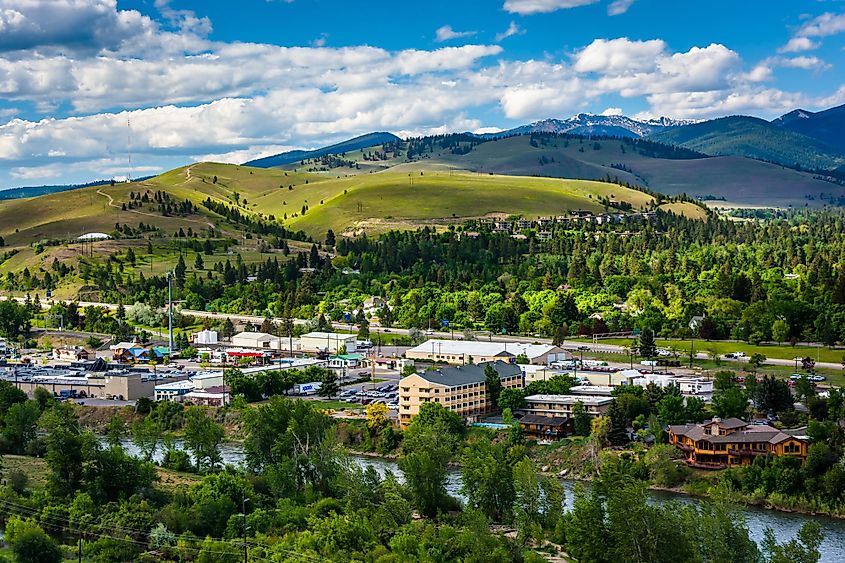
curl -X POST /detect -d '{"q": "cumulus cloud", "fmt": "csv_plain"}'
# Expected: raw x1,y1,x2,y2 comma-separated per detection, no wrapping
607,0,635,16
503,0,598,15
495,22,523,42
2,2,844,187
573,38,666,73
796,12,845,38
435,25,476,42
0,0,161,53
778,36,819,53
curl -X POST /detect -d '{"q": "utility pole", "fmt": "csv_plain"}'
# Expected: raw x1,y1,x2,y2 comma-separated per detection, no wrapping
167,271,174,354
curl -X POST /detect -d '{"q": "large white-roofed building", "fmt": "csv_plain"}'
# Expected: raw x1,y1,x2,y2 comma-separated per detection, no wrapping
405,339,567,366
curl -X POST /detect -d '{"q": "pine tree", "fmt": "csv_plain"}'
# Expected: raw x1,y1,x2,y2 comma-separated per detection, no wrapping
194,253,204,270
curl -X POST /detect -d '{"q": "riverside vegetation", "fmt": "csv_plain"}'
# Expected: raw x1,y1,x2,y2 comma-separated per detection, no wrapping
0,381,827,562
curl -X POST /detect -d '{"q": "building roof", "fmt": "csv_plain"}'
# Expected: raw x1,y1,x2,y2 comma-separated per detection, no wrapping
569,385,614,396
155,380,195,391
414,361,522,387
77,232,111,241
525,394,614,406
706,417,747,429
233,331,277,341
408,339,557,359
669,420,809,445
301,332,356,340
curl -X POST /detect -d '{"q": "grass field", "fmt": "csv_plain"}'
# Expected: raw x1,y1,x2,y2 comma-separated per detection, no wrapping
587,337,845,365
283,171,656,236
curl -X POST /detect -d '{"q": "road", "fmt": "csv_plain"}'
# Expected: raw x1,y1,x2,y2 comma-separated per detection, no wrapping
6,296,842,371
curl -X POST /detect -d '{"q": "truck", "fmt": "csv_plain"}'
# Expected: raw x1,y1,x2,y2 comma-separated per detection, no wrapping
293,382,323,396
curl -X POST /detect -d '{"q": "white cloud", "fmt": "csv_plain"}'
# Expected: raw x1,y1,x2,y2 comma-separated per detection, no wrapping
495,22,523,42
744,64,773,83
600,107,623,115
435,25,476,42
154,0,212,36
778,36,819,53
774,55,831,71
573,38,666,73
607,0,635,16
797,12,845,38
311,33,329,47
503,0,598,15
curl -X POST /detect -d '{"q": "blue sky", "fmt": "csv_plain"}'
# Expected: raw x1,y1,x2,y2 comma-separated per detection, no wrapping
0,0,844,188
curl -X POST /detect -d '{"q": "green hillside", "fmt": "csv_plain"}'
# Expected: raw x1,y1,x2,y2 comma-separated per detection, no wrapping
286,134,840,207
648,116,845,171
280,171,657,235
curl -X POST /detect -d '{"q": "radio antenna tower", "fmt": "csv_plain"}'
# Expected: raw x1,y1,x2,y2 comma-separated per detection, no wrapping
127,118,132,183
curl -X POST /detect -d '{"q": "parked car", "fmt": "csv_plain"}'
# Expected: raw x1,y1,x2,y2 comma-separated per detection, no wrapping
811,375,826,382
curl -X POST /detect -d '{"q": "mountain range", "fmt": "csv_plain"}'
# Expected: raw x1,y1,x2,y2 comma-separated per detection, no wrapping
494,113,700,139
244,132,400,168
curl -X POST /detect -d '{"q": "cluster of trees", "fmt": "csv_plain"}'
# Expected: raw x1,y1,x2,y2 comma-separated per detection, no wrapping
224,366,339,403
0,383,829,562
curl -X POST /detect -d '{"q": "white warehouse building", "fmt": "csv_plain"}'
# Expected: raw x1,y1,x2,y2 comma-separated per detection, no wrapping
406,339,567,366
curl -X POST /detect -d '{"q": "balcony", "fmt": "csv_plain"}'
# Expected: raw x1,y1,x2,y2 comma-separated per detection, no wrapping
687,460,727,470
676,443,694,453
730,448,768,456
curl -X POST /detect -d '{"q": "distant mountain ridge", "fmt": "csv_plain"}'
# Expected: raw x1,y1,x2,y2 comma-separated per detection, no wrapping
244,132,401,168
648,112,845,171
498,113,700,139
771,104,845,153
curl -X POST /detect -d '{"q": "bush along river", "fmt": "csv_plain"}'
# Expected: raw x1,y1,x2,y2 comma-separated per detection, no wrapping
118,439,845,560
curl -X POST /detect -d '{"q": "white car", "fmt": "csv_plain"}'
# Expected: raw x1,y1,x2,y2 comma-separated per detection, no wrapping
424,329,435,335
734,352,747,358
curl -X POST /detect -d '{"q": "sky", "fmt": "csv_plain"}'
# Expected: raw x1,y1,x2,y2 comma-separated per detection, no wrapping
0,0,844,188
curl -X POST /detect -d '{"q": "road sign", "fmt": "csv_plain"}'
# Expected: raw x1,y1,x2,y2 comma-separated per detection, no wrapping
344,313,352,322
441,319,449,327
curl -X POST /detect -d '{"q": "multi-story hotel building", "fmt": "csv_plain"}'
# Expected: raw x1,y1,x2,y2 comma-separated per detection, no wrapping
398,361,523,427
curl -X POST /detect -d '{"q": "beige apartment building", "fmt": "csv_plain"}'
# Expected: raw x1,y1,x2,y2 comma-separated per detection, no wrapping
398,361,524,427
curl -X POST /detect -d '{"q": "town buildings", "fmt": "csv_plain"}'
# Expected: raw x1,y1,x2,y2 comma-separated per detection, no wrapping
669,418,810,469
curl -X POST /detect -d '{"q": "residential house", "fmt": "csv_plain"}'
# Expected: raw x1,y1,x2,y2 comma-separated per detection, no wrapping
53,346,90,362
669,418,810,469
519,414,571,440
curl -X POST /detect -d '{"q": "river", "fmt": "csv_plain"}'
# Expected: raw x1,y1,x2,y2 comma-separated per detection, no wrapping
118,439,845,559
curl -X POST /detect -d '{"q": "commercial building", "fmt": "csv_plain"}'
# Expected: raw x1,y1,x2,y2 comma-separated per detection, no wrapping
300,332,357,354
669,418,810,469
625,373,714,401
231,331,282,350
3,365,188,401
522,394,613,418
405,339,567,366
398,361,523,427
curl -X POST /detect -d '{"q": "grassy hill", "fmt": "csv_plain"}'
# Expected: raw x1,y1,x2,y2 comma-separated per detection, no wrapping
278,171,658,236
283,134,839,207
647,116,845,171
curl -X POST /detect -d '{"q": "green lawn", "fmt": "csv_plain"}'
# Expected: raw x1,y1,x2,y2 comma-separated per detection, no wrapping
583,337,844,365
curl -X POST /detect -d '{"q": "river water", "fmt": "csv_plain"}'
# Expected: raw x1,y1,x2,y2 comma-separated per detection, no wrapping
119,439,845,559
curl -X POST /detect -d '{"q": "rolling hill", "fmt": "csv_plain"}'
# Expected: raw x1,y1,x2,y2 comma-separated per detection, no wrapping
280,134,840,207
244,132,400,168
647,115,845,171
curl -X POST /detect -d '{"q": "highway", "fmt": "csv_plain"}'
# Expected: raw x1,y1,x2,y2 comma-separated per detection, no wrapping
5,295,842,371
